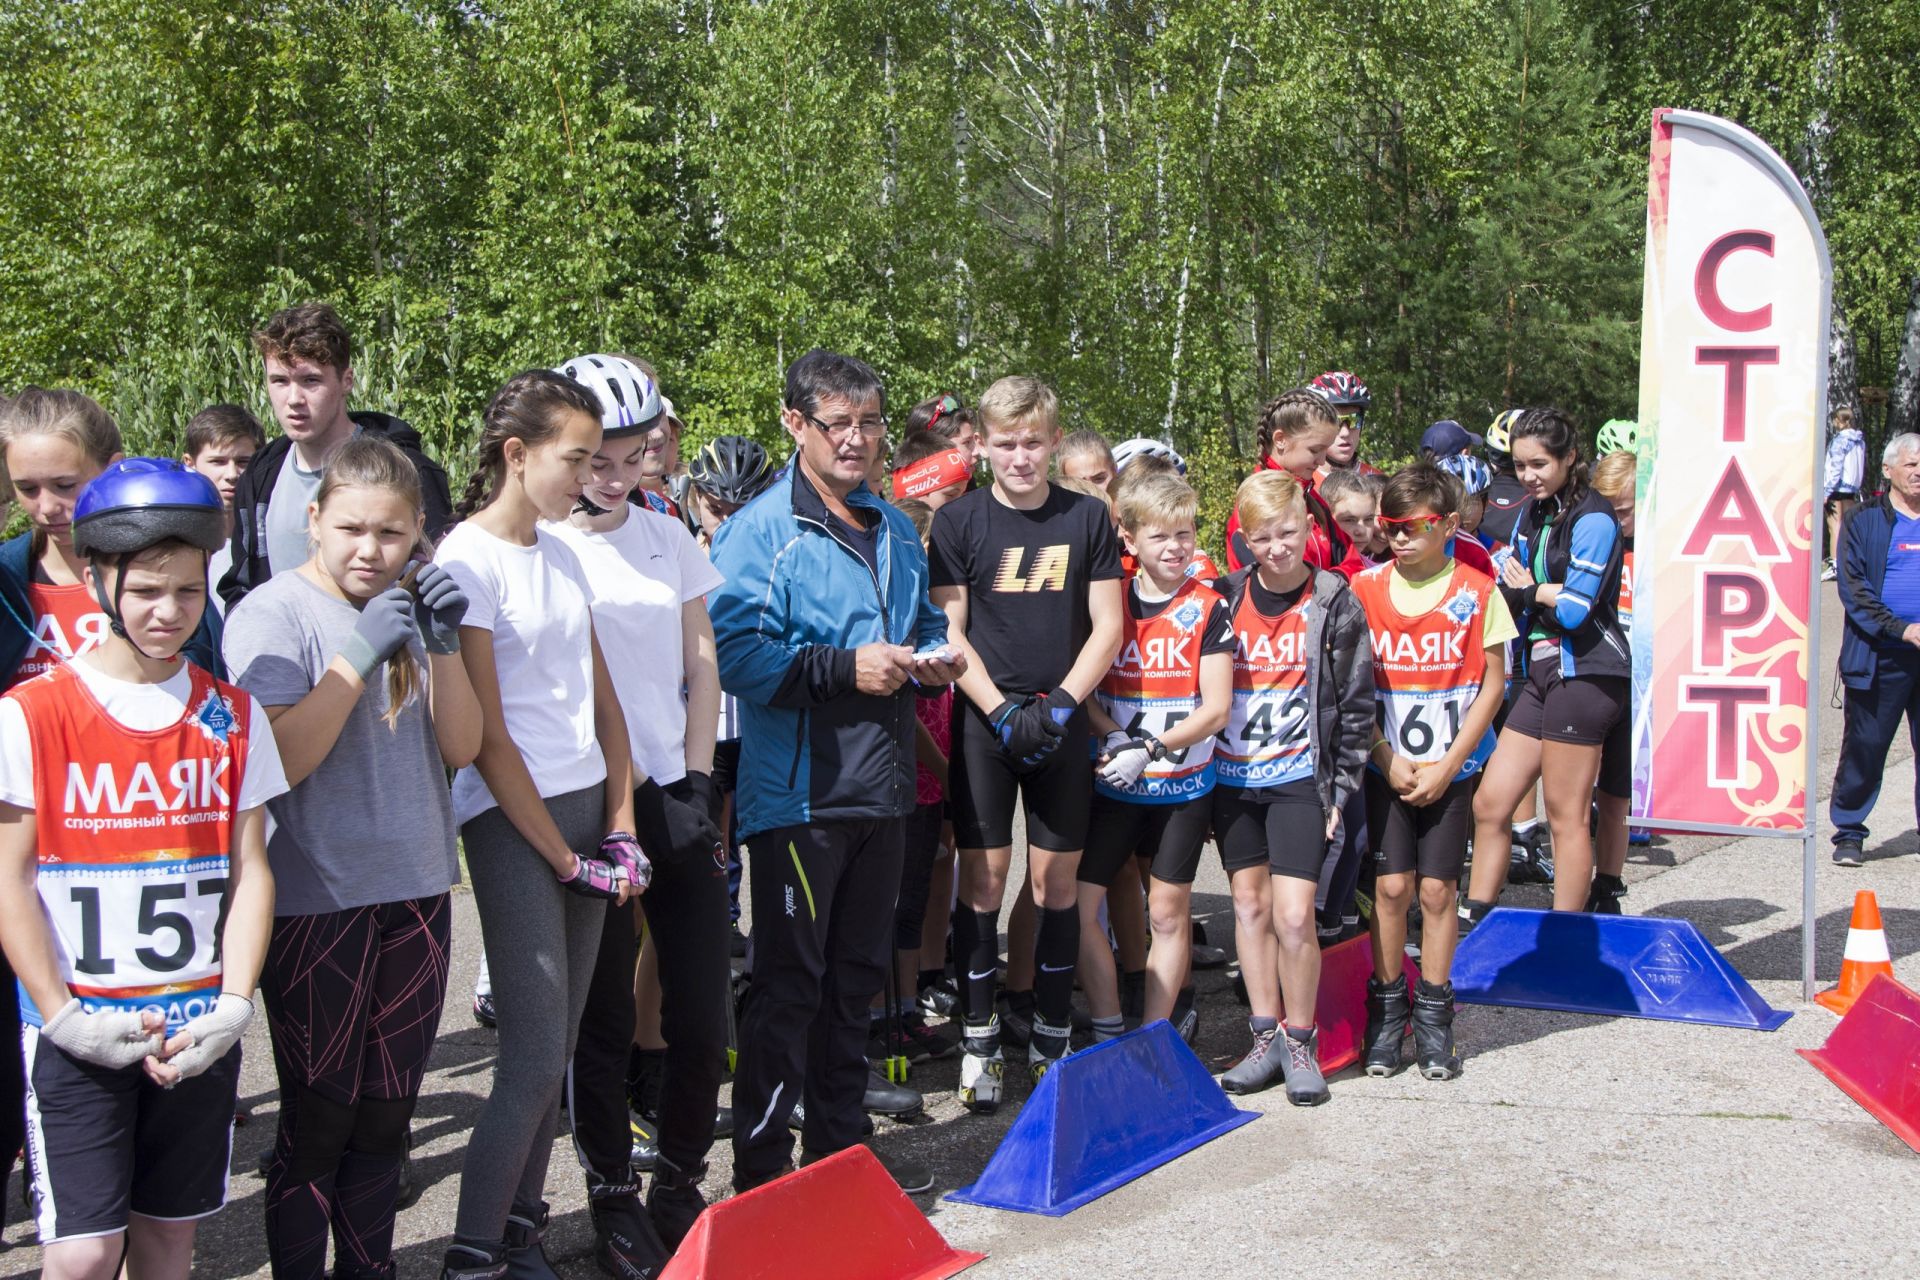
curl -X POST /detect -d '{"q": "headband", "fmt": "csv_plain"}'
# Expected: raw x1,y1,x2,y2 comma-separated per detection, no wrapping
893,449,971,499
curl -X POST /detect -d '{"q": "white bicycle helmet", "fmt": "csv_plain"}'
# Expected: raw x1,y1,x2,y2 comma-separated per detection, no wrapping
1111,436,1188,476
556,353,663,438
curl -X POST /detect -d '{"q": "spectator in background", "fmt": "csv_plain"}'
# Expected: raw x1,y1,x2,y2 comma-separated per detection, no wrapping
891,431,973,510
1420,419,1482,463
182,404,265,617
908,393,981,470
1824,406,1866,582
221,303,452,609
1830,432,1920,867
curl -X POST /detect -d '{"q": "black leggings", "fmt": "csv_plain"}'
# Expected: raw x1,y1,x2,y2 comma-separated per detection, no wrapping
0,950,23,1215
570,783,732,1183
261,895,452,1280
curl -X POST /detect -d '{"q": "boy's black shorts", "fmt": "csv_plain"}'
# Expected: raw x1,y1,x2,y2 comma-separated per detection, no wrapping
1212,781,1329,882
1367,773,1476,880
22,1027,241,1244
1077,791,1213,887
950,699,1093,851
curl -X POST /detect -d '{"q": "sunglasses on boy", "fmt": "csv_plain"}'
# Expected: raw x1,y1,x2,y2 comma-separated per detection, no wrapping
1377,512,1448,537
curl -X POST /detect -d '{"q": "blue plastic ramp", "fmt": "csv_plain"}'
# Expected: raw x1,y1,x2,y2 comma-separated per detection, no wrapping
1451,908,1791,1031
947,1019,1258,1215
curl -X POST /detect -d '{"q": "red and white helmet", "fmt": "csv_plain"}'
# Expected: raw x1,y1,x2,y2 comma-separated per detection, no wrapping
1310,370,1372,416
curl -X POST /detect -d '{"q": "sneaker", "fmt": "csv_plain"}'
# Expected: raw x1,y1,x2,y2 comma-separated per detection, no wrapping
1172,1006,1199,1048
787,1098,874,1136
863,1064,924,1118
1190,942,1228,970
503,1202,561,1280
395,1138,422,1211
1821,560,1838,582
1628,827,1653,847
1457,898,1494,936
712,1106,733,1140
628,1108,658,1173
1281,1026,1330,1106
1219,1026,1284,1095
645,1155,707,1255
472,992,498,1029
1833,838,1864,868
801,1146,933,1194
1411,981,1462,1081
958,1024,1004,1113
1362,977,1410,1077
587,1180,670,1279
1585,873,1627,915
996,993,1034,1049
1508,826,1555,884
728,924,748,959
440,1242,508,1280
916,977,960,1020
900,1019,957,1062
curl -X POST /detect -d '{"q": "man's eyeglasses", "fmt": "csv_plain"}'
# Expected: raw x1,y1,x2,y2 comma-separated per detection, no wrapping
1377,513,1447,537
803,410,888,441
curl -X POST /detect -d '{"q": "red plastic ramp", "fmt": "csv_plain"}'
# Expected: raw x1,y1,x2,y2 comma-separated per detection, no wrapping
1798,973,1920,1154
660,1145,983,1279
1317,932,1420,1075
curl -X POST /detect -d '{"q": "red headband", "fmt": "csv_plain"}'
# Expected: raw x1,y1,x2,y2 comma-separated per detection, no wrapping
892,449,971,499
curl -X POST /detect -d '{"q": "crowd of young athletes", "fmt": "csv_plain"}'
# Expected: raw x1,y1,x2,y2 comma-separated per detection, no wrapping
0,301,1646,1279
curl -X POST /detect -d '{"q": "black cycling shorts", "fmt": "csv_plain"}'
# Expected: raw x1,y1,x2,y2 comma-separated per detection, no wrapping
1502,648,1628,747
1077,792,1213,887
1212,781,1329,882
1596,710,1632,800
1366,773,1476,881
950,699,1093,851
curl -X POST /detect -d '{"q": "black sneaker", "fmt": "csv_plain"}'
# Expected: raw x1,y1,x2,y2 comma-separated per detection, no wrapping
802,1146,933,1194
1190,942,1228,970
503,1202,560,1279
1362,976,1410,1077
1411,981,1462,1081
395,1132,422,1211
1585,873,1627,915
1508,826,1555,884
472,992,498,1029
916,977,960,1020
711,1106,733,1140
1833,839,1864,868
996,993,1034,1049
863,1065,924,1118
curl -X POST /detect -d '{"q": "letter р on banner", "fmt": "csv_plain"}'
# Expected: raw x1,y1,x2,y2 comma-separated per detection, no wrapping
1632,109,1831,834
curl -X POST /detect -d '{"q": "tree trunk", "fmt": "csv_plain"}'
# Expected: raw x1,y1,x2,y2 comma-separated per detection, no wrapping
1889,273,1920,442
1828,298,1860,432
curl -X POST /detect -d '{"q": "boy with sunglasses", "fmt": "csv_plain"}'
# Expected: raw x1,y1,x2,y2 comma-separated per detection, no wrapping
1350,464,1513,1080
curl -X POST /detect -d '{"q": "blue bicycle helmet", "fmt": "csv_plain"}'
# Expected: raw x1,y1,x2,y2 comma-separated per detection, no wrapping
73,458,226,557
1435,452,1492,496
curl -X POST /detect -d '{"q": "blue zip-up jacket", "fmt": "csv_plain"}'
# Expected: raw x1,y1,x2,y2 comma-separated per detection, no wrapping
2,532,224,683
1836,495,1917,690
708,458,947,840
1503,485,1628,679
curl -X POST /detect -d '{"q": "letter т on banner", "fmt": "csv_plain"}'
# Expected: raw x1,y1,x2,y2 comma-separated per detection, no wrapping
1633,109,1831,1000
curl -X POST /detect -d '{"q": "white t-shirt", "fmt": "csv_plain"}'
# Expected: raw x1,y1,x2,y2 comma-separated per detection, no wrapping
0,658,288,812
436,521,607,825
544,510,723,785
207,544,234,617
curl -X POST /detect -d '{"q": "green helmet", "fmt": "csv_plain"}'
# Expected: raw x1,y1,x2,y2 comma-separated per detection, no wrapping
1597,418,1640,456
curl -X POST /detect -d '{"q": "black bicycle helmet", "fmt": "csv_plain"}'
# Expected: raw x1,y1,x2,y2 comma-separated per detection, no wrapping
687,436,777,506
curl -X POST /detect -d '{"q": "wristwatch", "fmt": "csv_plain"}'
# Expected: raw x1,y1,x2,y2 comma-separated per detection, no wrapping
1143,733,1169,762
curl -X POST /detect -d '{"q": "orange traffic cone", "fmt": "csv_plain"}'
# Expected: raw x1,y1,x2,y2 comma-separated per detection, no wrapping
1816,890,1896,1015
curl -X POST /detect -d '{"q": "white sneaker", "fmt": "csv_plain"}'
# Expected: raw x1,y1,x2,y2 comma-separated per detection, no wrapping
1821,561,1838,582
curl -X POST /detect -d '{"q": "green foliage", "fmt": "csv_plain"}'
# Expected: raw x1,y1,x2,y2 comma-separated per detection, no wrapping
1,0,1914,535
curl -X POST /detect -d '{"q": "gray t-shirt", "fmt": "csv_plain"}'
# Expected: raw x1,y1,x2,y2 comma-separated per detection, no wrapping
263,453,325,578
223,570,460,915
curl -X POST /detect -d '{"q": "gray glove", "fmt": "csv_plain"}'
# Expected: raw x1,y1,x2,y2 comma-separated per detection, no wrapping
165,993,254,1080
340,587,418,680
41,997,163,1070
1098,733,1153,789
410,563,468,655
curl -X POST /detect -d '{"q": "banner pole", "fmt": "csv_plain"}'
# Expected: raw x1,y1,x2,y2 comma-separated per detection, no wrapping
1802,827,1818,1001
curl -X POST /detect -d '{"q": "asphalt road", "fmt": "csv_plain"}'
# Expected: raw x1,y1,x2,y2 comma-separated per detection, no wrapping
5,585,1919,1277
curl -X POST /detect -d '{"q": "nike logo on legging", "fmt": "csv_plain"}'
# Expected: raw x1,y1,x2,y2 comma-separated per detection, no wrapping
968,967,996,981
748,1081,786,1140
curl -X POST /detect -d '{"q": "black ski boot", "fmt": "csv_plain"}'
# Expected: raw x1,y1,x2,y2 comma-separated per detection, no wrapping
1411,980,1462,1081
588,1179,669,1279
647,1154,708,1255
1362,976,1410,1077
440,1241,508,1280
1585,873,1627,915
503,1202,560,1280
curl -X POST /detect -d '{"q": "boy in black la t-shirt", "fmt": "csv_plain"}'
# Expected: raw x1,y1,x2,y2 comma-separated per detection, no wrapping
928,376,1125,1109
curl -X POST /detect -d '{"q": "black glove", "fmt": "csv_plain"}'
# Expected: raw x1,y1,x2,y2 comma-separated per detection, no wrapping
669,770,721,828
1042,686,1079,729
994,695,1067,767
636,776,724,871
557,853,626,901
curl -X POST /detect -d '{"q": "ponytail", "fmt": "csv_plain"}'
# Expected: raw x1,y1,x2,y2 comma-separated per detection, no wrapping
1255,388,1339,461
455,370,603,523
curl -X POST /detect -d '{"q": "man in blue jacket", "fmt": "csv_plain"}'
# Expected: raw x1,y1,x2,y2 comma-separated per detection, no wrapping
710,350,963,1196
1831,432,1920,866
